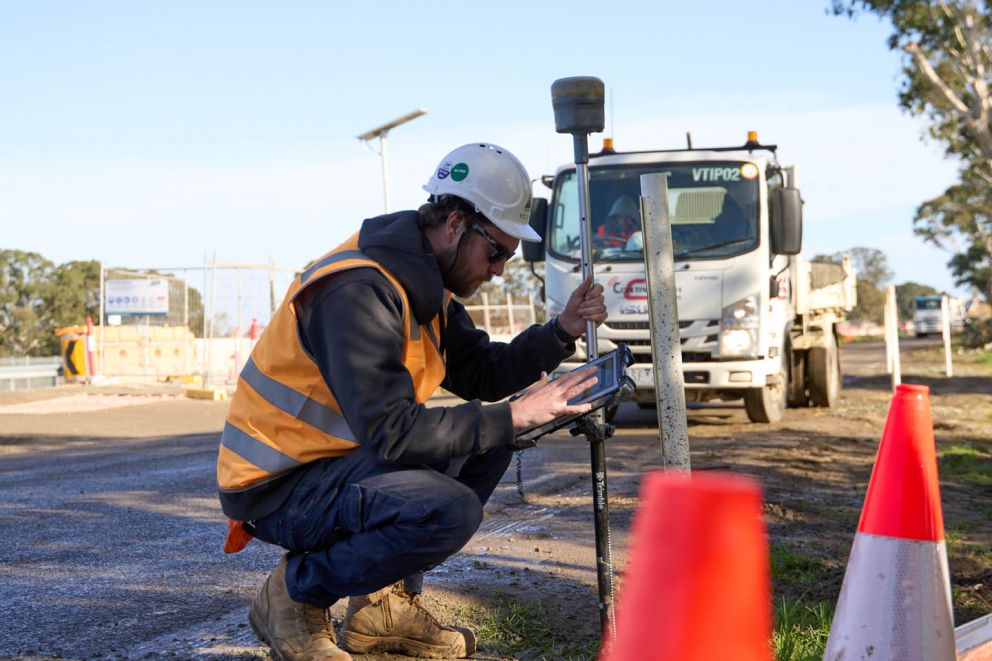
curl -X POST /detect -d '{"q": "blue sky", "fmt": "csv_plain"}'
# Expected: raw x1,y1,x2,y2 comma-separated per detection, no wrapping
0,1,968,297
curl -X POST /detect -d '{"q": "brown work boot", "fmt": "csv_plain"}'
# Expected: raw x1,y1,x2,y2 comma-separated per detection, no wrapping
341,583,477,658
248,555,352,661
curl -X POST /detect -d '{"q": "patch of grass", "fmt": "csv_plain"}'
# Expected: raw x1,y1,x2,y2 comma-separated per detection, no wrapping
967,544,992,561
939,444,992,488
945,527,967,546
785,499,829,516
946,518,977,535
946,530,992,562
474,597,598,660
468,592,839,660
547,640,600,661
771,543,828,587
773,598,833,661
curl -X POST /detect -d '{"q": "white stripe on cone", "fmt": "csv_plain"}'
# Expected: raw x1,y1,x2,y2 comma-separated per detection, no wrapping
824,532,954,660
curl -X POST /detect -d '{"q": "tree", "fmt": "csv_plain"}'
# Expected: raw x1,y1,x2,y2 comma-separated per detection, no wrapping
816,247,892,321
895,280,941,317
47,259,101,332
852,279,887,322
185,285,206,338
913,165,992,298
833,0,992,300
815,247,893,286
846,246,894,287
834,1,992,168
0,250,55,356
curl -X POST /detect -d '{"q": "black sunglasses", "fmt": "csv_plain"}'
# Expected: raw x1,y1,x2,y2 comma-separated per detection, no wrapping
470,223,516,263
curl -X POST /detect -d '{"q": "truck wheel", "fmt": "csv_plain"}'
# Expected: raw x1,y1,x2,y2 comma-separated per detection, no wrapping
786,338,809,408
744,368,787,423
809,332,841,407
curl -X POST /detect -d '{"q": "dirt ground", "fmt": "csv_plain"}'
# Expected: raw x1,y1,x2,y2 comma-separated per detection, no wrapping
0,339,989,660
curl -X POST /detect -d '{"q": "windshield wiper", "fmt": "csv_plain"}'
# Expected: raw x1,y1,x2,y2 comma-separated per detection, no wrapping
675,237,753,259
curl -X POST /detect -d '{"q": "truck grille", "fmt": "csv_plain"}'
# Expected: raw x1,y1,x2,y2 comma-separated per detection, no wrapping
623,338,718,348
631,352,716,364
606,319,719,356
609,320,716,331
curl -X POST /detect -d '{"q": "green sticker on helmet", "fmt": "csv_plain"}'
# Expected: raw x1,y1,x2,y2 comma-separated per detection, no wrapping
451,162,469,181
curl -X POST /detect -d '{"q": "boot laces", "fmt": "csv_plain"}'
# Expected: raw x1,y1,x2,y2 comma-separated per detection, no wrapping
301,603,334,640
398,590,446,629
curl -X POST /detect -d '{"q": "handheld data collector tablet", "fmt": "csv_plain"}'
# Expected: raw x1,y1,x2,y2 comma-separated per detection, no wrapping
513,343,635,446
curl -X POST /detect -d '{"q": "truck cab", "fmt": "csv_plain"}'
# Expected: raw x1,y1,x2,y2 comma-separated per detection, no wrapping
914,295,966,336
524,135,855,423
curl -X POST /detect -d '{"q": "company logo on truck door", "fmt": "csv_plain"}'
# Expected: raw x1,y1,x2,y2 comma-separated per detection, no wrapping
692,167,741,182
608,276,648,300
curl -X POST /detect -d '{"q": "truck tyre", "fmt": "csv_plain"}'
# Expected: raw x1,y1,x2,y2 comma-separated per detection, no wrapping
809,332,841,407
744,367,787,423
786,338,809,408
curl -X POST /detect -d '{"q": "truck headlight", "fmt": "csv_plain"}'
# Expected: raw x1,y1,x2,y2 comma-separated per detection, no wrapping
720,294,759,358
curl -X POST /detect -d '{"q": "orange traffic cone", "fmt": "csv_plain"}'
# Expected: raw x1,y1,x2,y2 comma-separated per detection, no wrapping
823,383,954,660
604,471,772,661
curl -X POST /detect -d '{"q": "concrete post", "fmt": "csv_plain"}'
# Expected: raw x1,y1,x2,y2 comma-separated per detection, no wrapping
640,172,690,471
886,285,901,391
941,295,953,377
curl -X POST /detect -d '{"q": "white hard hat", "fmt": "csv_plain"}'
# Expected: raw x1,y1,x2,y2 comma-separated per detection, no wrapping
423,143,539,242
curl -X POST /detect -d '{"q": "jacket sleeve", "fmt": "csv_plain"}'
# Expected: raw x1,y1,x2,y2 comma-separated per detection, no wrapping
296,269,514,466
442,298,575,402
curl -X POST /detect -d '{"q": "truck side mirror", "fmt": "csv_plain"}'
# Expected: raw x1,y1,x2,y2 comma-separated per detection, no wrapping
522,197,548,262
770,187,802,255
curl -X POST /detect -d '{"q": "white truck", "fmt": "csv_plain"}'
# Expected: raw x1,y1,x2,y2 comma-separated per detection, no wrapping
522,133,857,423
914,294,966,336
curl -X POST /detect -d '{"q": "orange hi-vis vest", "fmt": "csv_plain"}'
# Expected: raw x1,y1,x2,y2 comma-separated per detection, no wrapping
216,232,448,494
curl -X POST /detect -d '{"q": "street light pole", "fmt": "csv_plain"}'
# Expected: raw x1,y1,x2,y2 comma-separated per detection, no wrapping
357,108,428,213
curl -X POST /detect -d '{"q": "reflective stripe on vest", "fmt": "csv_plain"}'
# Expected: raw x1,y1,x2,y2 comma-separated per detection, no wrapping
240,357,356,442
301,249,367,285
220,422,302,475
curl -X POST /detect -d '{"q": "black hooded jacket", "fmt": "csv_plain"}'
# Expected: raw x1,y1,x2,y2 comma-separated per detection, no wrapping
220,211,573,521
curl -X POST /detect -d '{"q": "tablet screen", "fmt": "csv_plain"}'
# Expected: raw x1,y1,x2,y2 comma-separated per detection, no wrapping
567,352,618,406
512,344,634,446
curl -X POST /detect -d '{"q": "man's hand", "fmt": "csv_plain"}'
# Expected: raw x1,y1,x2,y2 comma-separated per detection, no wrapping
558,275,607,338
510,369,598,432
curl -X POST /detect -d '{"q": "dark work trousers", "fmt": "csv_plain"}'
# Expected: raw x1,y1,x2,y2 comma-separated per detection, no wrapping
249,444,512,608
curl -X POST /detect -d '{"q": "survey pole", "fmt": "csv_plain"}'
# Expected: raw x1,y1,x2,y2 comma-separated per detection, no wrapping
551,75,616,638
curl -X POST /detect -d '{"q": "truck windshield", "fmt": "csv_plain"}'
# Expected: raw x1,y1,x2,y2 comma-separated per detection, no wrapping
915,297,942,310
549,162,759,261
